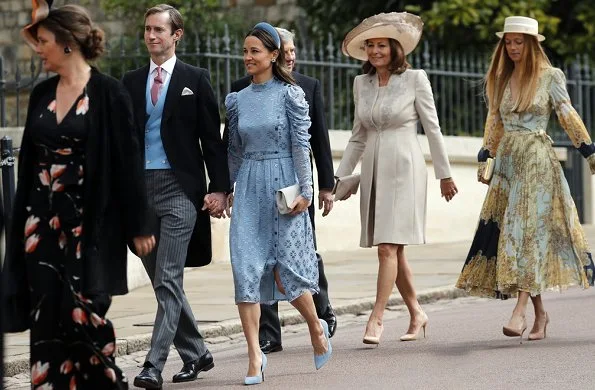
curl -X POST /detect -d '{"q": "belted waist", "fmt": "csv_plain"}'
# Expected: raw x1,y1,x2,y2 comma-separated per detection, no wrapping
505,129,554,144
243,151,292,160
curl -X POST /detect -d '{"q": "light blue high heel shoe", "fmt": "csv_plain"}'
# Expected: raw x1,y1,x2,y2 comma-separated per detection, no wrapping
314,319,332,370
244,351,267,385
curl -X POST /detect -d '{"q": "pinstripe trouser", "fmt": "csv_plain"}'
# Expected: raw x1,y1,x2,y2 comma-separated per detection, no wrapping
142,170,207,371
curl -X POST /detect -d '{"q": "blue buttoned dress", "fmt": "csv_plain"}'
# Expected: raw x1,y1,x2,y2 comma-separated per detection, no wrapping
225,77,319,304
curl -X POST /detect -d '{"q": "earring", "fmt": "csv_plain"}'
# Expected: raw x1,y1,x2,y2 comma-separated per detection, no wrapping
64,47,72,54
271,58,276,63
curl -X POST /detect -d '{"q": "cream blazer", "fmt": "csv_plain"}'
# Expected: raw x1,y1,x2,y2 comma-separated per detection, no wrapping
336,69,452,246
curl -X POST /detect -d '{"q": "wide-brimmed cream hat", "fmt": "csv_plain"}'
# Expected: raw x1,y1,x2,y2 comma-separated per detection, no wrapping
496,16,545,42
342,12,423,61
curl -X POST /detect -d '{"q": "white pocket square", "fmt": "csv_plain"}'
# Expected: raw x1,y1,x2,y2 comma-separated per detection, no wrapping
181,87,194,96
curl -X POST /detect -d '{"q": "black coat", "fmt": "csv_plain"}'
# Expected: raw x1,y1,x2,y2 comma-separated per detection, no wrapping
122,59,230,267
224,72,334,229
2,69,150,332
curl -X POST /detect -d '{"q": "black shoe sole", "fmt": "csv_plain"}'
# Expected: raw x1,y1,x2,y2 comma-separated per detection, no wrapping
171,362,215,383
262,345,283,354
133,378,163,389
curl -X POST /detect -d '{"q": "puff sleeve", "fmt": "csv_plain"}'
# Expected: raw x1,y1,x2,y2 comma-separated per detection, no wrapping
225,92,242,186
285,84,314,200
549,67,595,174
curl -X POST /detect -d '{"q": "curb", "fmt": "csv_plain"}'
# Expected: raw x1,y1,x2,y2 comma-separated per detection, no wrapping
3,286,466,377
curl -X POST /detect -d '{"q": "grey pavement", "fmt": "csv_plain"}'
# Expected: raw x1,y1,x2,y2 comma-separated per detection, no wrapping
4,224,595,386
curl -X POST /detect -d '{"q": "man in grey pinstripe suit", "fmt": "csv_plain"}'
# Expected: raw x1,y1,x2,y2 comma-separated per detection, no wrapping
122,5,230,389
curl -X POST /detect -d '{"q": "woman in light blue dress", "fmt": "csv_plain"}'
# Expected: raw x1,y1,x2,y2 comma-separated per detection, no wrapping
225,23,332,385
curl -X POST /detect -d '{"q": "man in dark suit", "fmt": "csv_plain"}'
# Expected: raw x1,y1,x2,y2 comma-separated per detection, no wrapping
225,27,337,355
1,192,4,381
122,5,229,389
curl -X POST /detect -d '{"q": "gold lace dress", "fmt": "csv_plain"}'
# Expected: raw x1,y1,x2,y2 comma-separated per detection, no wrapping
456,67,595,298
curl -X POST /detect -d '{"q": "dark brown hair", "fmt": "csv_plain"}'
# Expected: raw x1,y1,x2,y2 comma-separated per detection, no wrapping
35,5,104,61
144,4,184,34
362,38,410,75
246,28,295,85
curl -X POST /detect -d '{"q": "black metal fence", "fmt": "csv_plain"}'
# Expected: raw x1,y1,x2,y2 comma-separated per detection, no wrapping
1,29,595,221
2,28,595,136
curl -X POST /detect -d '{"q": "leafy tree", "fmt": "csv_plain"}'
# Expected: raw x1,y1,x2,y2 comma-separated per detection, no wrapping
95,0,248,37
296,0,595,63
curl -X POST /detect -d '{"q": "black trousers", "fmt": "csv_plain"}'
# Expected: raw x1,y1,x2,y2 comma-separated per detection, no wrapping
259,252,333,344
0,274,3,382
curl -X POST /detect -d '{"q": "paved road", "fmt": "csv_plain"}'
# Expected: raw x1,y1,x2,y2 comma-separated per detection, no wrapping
6,289,595,389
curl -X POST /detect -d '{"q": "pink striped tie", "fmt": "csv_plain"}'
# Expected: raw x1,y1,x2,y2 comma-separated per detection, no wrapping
150,66,163,105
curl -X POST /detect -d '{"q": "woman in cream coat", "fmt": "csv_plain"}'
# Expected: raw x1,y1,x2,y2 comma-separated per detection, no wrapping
337,12,458,344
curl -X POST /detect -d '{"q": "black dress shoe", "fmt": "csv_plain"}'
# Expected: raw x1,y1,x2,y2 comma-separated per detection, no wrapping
324,314,337,338
133,363,163,389
259,340,283,354
172,351,215,383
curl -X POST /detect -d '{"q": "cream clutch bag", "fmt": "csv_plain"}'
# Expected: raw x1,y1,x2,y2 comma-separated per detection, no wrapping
482,158,495,181
275,183,300,214
332,174,361,200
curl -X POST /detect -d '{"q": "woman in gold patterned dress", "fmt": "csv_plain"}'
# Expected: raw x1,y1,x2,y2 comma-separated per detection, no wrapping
456,16,595,341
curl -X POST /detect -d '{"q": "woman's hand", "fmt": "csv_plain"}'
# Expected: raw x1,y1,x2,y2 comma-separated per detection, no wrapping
440,178,458,202
289,195,312,216
479,176,491,185
225,193,234,218
133,235,156,256
337,191,353,201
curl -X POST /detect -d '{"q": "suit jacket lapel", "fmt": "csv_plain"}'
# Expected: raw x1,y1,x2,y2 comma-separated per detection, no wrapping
134,65,150,131
162,60,184,123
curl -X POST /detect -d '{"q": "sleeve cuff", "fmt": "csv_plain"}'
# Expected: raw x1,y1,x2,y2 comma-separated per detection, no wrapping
587,154,595,175
477,161,487,182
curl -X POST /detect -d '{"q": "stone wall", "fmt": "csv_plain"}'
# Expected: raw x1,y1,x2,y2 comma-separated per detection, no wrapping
0,0,301,70
0,0,127,72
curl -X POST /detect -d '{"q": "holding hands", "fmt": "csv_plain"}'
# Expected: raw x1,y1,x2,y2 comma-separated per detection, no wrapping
202,192,229,218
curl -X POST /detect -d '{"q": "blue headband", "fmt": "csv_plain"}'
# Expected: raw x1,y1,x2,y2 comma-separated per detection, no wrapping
253,22,281,49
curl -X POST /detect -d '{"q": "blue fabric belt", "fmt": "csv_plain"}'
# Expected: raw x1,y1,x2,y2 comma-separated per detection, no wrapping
243,151,292,160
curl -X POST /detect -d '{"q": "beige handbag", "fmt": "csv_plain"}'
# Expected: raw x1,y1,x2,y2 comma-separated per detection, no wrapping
275,183,300,214
482,158,495,181
332,174,361,200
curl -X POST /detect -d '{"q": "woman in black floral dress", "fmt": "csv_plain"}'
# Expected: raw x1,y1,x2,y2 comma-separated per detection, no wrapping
2,3,155,389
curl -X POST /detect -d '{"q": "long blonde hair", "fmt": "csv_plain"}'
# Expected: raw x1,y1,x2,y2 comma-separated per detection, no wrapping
484,34,551,113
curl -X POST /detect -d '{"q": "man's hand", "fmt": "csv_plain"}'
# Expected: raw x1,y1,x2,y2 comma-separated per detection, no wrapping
133,235,156,256
318,189,334,217
202,192,228,218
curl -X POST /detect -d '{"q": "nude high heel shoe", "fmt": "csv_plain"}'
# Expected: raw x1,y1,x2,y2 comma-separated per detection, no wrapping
503,316,527,344
362,324,384,345
400,312,428,341
528,312,549,341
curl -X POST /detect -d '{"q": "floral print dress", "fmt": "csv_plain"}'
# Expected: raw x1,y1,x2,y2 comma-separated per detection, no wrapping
456,67,595,298
24,88,127,389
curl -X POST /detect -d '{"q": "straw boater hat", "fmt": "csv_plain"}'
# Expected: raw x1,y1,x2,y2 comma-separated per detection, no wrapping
21,0,54,50
342,12,423,61
496,16,545,42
